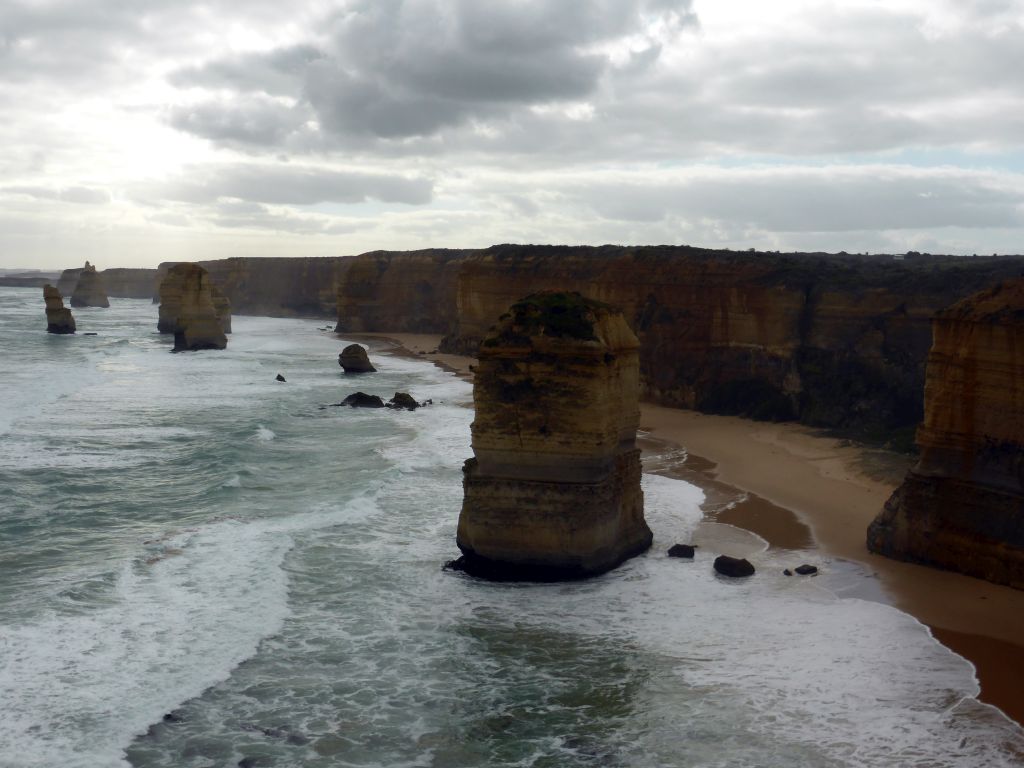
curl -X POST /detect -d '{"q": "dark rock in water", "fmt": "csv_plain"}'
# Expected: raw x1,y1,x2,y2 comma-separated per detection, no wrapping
667,544,696,558
794,564,818,575
784,569,793,576
341,392,385,408
338,343,376,373
70,261,110,308
276,373,286,382
713,555,755,577
43,284,76,334
443,553,599,582
162,711,184,723
238,758,259,768
83,332,98,336
387,392,419,410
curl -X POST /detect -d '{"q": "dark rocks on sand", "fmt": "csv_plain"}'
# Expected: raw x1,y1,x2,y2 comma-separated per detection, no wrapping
387,392,420,410
43,284,76,334
341,392,385,408
667,544,696,558
276,373,286,382
714,555,755,578
338,344,376,373
794,564,818,575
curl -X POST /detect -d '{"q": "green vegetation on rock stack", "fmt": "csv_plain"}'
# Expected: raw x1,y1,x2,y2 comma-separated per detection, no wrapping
493,291,612,343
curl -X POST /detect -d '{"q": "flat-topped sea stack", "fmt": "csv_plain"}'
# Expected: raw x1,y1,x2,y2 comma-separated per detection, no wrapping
69,262,110,308
868,279,1024,588
43,284,75,334
157,263,228,352
455,292,652,580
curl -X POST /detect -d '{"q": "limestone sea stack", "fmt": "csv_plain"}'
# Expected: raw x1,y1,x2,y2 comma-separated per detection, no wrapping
157,263,228,352
69,262,110,308
868,279,1024,588
455,291,652,580
43,284,76,334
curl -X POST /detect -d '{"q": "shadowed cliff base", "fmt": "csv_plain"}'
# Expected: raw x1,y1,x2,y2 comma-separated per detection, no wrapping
869,279,1024,589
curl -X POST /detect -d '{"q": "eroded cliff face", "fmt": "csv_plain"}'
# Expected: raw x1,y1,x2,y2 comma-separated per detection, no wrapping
158,263,228,352
455,292,652,580
868,280,1024,587
70,262,110,308
334,249,468,333
43,284,75,334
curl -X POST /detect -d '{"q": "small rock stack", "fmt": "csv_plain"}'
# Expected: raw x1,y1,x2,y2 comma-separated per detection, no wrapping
157,263,229,352
43,284,76,334
455,291,652,580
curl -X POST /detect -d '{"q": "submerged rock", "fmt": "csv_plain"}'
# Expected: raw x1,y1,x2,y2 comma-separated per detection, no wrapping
276,373,287,382
713,555,755,578
868,279,1024,588
42,284,76,334
794,564,818,575
338,343,376,373
157,263,228,352
455,291,652,581
340,392,385,408
69,261,110,308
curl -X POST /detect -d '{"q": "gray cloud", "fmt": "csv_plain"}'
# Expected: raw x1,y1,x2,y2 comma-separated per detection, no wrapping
148,164,433,206
168,98,310,148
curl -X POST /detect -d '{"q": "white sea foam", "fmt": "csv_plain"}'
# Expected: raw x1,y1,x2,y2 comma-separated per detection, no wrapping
255,425,276,441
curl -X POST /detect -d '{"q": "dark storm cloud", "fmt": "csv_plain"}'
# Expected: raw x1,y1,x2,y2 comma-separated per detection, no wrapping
167,0,695,144
149,164,433,206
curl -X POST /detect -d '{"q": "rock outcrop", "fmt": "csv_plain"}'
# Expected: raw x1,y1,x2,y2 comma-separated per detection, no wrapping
338,344,376,373
455,292,652,580
69,262,110,308
868,279,1024,588
43,284,75,334
57,266,157,298
157,263,228,352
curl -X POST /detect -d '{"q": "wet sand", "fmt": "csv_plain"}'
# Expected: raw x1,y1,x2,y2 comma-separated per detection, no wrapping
344,331,1024,726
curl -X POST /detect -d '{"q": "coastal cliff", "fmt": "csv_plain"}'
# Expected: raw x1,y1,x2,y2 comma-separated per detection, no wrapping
156,257,348,318
455,292,652,579
868,280,1024,587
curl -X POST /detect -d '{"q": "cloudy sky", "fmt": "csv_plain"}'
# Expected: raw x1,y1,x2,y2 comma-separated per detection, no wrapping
2,0,1023,269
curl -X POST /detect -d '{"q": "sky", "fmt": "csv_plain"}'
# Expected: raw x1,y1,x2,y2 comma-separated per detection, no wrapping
1,0,1023,269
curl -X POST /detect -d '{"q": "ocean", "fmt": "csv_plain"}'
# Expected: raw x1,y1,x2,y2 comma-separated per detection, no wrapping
1,285,1022,768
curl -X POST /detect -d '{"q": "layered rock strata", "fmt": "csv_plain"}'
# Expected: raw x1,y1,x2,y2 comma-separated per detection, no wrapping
334,245,1024,444
69,262,110,308
868,279,1024,588
43,284,75,334
157,263,228,352
57,267,157,298
455,292,652,580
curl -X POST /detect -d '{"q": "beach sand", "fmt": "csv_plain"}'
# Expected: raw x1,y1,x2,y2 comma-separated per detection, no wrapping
347,331,1024,726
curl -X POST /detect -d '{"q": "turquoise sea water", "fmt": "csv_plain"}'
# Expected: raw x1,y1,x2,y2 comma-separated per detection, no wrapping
1,286,1023,768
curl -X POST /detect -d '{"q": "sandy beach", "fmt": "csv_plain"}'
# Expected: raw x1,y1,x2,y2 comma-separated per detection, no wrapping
349,331,1024,726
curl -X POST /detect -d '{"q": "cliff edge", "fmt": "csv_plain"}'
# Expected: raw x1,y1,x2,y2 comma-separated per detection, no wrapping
455,292,652,580
868,279,1024,588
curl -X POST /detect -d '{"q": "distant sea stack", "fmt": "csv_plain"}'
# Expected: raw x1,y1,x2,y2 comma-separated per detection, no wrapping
454,292,652,580
157,263,228,352
43,284,75,334
69,262,110,308
868,279,1024,588
338,344,376,373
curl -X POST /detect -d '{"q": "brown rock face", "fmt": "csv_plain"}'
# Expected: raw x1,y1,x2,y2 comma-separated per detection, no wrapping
868,279,1024,588
455,292,652,580
43,284,76,334
69,262,110,308
157,263,228,352
338,344,376,373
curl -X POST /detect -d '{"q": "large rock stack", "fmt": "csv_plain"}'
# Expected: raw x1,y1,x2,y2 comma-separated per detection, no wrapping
455,292,652,580
157,263,228,352
43,284,76,334
69,262,110,308
868,279,1024,588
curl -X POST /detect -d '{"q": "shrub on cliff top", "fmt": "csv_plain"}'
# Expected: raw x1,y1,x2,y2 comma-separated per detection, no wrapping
485,291,613,345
